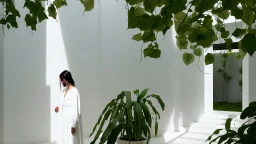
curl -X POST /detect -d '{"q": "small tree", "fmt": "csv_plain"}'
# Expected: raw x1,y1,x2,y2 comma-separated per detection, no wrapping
238,66,242,89
217,52,232,102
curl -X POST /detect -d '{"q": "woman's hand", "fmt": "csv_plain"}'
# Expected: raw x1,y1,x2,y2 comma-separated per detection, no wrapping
55,106,59,113
71,127,76,135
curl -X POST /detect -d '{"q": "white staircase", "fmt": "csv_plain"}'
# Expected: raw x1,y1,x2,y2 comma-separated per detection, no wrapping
169,111,241,144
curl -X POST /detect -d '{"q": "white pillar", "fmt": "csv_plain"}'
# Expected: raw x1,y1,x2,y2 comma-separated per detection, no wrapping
0,6,4,144
204,48,213,113
242,54,256,109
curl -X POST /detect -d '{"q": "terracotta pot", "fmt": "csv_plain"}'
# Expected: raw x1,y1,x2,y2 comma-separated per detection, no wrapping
116,139,148,144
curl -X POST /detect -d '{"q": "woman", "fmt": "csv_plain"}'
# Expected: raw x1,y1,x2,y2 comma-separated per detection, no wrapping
55,70,84,144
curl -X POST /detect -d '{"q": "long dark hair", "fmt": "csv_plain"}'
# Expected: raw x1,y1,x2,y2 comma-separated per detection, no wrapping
59,70,75,89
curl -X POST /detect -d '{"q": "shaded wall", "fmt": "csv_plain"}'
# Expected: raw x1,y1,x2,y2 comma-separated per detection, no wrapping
213,53,242,102
3,1,50,144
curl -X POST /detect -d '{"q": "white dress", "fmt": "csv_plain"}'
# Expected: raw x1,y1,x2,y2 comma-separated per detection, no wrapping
59,87,84,144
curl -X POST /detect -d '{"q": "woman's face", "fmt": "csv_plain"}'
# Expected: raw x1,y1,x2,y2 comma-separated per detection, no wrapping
60,77,67,87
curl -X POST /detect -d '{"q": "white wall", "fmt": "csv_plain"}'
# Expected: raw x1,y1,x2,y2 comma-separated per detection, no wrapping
0,14,4,144
0,5,4,144
3,0,205,143
3,1,50,144
243,54,256,109
213,53,242,102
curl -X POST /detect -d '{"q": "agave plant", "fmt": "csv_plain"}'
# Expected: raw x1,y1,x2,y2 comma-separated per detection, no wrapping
89,88,165,144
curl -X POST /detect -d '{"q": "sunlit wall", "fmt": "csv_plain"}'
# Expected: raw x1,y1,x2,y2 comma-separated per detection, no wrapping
2,0,206,144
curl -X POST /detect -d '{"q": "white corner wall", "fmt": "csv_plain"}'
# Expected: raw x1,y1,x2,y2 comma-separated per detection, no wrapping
3,0,205,143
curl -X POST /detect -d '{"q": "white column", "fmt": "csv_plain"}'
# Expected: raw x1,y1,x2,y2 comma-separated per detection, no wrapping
242,54,256,109
204,48,213,113
0,5,4,144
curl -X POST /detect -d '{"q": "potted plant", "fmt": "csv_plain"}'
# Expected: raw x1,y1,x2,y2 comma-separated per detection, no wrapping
89,88,165,144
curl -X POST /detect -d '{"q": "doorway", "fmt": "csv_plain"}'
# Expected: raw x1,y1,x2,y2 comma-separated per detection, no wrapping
211,42,242,112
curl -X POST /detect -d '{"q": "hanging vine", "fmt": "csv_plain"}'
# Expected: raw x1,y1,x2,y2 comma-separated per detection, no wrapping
238,65,242,89
217,52,233,102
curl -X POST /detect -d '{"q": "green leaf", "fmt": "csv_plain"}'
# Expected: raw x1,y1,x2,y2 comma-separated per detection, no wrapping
231,7,243,19
232,28,246,37
194,0,216,13
137,88,149,102
107,124,123,144
134,89,139,96
242,33,256,56
245,0,256,9
144,0,156,13
240,102,256,119
209,136,221,143
126,91,133,128
182,52,195,66
89,99,115,137
48,4,57,19
155,16,173,31
100,109,125,144
142,30,156,43
53,0,67,9
156,0,165,7
217,133,237,144
81,0,94,11
90,109,113,144
162,26,170,35
146,100,160,119
140,102,152,127
38,11,48,22
110,105,119,121
238,124,250,136
188,28,218,48
206,129,222,141
134,7,145,17
116,91,125,102
134,103,143,140
132,33,142,41
146,126,151,143
202,15,213,28
218,10,230,19
193,48,202,56
242,6,255,25
225,118,232,131
225,38,232,50
24,14,37,27
205,53,215,65
176,34,188,50
162,0,187,15
155,119,158,136
151,94,165,110
144,45,161,58
221,27,229,38
174,11,190,34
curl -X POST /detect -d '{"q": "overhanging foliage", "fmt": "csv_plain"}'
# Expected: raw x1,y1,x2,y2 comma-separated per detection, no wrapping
1,0,256,65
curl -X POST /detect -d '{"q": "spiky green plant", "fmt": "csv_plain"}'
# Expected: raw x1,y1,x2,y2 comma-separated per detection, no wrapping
89,89,165,144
